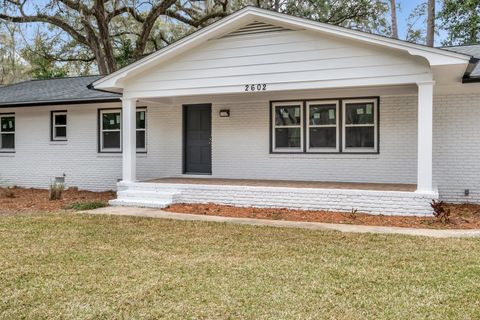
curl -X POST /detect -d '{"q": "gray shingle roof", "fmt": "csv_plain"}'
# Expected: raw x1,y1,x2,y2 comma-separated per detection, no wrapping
0,75,120,107
442,44,480,77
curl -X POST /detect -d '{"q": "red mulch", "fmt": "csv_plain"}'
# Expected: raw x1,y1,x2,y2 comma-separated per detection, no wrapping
0,187,116,214
165,203,480,229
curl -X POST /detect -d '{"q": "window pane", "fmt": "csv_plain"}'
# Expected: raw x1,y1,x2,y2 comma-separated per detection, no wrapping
275,128,301,148
345,103,374,125
1,134,14,149
55,127,67,138
345,127,375,148
103,131,120,149
309,127,336,148
55,114,67,125
1,117,15,132
102,112,121,130
309,104,336,125
275,106,301,126
136,111,146,129
136,131,145,149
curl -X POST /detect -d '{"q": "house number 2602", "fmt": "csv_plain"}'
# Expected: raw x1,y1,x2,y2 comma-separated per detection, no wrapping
245,84,267,91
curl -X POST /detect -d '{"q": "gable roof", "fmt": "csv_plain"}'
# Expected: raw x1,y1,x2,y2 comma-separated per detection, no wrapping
443,44,480,78
92,6,473,92
0,75,120,107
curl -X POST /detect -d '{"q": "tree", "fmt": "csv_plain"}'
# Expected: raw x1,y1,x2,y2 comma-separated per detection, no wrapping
0,22,28,85
0,0,229,74
438,0,480,46
283,0,390,34
390,0,398,39
426,0,435,46
21,31,68,80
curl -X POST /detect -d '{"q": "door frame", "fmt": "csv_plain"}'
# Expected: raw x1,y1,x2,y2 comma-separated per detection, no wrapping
182,103,212,175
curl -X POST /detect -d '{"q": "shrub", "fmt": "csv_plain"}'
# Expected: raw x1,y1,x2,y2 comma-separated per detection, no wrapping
68,201,108,211
2,187,15,198
349,208,358,220
430,199,451,224
49,182,65,201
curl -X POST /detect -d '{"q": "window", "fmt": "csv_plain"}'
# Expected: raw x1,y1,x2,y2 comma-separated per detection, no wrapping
342,99,377,152
271,98,378,154
100,109,122,152
307,101,339,152
0,114,15,151
99,108,147,153
136,109,147,152
272,102,303,152
51,111,67,141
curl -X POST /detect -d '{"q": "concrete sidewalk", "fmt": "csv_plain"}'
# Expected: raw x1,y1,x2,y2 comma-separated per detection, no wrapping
84,206,480,238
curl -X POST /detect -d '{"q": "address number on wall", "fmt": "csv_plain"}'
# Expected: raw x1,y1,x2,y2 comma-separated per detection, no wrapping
245,84,267,92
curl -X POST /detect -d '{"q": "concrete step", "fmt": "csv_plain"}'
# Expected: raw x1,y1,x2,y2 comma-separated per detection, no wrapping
117,190,178,202
109,198,172,209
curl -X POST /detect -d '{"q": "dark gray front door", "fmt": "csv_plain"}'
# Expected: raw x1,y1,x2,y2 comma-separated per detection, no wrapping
184,104,212,174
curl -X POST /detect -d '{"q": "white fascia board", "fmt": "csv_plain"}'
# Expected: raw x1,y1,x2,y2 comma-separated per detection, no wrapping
93,6,471,91
122,73,433,99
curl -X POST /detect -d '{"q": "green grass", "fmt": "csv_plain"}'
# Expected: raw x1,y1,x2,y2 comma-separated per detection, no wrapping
67,201,108,211
1,213,479,319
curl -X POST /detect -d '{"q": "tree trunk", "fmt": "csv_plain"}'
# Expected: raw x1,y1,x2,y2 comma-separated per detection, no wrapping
390,0,398,39
426,0,435,46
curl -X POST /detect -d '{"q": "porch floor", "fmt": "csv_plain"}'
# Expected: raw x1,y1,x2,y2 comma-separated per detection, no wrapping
144,177,416,192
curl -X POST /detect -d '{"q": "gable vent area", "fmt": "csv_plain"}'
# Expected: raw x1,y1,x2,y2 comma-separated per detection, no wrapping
219,21,296,38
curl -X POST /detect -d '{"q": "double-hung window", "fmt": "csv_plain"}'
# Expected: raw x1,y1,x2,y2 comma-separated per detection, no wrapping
99,108,147,153
100,109,122,152
51,111,67,141
136,109,147,152
307,101,339,152
342,99,378,152
272,102,303,152
0,114,15,152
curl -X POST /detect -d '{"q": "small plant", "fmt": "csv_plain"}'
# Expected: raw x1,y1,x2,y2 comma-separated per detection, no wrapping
2,186,15,198
430,199,451,224
49,182,65,200
349,208,358,220
68,201,108,211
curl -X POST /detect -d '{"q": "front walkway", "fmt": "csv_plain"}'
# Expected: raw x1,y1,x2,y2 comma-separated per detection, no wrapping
85,206,480,238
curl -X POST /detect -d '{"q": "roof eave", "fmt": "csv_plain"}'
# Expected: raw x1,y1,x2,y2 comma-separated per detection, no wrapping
0,97,121,108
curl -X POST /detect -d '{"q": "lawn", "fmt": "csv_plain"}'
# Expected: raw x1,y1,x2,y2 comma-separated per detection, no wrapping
1,213,479,319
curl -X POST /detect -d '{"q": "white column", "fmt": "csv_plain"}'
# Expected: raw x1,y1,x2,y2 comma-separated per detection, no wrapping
122,98,136,182
416,81,435,193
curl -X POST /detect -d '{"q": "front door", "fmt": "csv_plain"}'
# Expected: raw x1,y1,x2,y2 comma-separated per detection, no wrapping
184,104,212,174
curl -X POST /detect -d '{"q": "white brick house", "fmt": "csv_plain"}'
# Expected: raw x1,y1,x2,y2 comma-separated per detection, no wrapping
1,7,479,215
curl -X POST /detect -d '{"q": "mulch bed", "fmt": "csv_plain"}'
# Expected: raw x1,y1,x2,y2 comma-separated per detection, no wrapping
3,187,480,229
165,203,480,229
0,187,116,214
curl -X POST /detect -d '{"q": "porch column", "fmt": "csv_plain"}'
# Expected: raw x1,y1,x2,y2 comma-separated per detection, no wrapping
122,98,136,182
416,81,435,194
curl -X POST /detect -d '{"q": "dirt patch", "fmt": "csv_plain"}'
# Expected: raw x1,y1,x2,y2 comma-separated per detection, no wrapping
165,203,480,229
0,187,115,214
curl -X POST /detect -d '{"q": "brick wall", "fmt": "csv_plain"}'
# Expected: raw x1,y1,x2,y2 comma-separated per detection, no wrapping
1,93,479,204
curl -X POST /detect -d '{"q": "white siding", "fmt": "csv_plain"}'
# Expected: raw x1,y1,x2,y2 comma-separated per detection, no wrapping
124,30,431,97
1,92,480,204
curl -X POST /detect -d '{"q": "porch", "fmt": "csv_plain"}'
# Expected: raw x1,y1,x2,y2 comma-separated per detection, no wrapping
112,82,438,216
110,178,435,216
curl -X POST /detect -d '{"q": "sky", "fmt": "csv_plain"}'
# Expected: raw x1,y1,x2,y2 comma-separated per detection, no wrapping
396,0,446,46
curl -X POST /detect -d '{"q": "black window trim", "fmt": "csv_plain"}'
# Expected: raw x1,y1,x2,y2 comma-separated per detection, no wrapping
97,107,148,154
50,110,68,142
269,96,380,155
0,112,15,153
